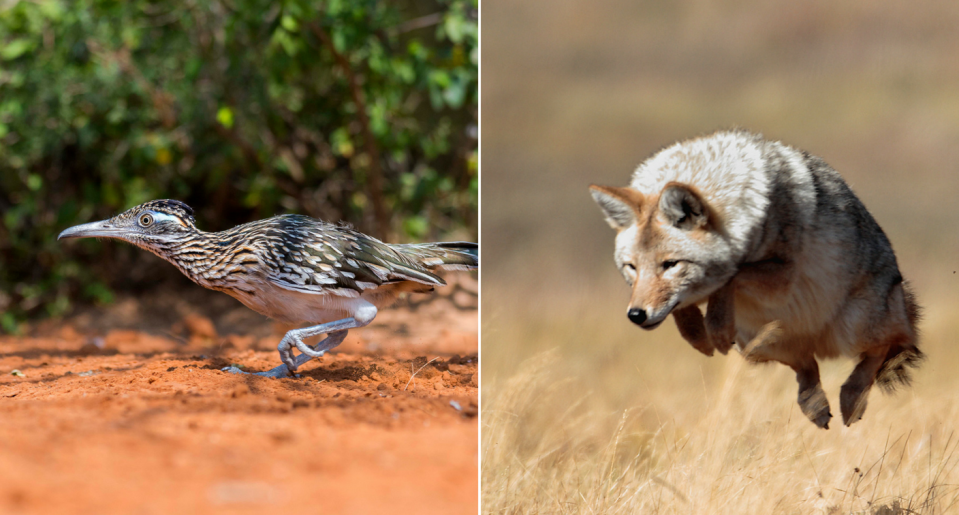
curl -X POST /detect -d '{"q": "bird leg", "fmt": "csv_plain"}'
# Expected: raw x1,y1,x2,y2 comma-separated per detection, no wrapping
223,304,378,377
279,329,348,374
279,326,351,371
222,317,367,377
222,329,350,378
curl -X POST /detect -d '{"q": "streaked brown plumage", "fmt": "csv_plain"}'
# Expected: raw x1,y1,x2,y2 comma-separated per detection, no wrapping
59,200,478,377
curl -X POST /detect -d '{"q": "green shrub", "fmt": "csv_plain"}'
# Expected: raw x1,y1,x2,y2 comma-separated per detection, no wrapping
0,0,478,329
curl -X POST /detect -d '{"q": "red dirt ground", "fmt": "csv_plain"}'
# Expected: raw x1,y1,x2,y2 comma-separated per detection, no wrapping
0,280,477,515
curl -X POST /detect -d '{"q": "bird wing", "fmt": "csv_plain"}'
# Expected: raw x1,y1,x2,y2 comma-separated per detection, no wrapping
260,216,444,296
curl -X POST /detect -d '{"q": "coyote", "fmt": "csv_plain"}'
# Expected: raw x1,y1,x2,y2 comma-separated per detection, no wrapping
590,130,922,429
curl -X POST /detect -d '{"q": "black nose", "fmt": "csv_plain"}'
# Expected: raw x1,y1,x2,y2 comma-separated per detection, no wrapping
627,308,647,325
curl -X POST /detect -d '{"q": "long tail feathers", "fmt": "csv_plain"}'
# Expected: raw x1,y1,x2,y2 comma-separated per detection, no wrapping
391,241,478,271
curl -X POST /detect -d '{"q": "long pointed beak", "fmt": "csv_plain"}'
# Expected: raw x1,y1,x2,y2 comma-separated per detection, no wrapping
58,220,122,241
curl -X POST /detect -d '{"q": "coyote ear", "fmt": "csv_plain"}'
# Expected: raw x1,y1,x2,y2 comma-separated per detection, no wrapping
659,183,708,230
589,185,642,230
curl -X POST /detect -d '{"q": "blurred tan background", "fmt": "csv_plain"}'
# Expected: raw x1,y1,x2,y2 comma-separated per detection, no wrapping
481,1,959,513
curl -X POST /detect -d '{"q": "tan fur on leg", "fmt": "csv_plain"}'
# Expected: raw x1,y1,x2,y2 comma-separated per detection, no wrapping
672,305,714,356
705,282,736,354
840,348,886,426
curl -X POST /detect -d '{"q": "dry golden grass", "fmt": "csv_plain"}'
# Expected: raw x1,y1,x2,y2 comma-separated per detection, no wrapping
482,292,959,514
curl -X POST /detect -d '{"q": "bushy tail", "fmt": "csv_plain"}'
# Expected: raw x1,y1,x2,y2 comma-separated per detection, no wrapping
876,281,924,393
391,242,478,271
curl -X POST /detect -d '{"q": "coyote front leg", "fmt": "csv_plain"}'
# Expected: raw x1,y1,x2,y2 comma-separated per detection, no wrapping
705,281,736,354
672,304,714,356
671,281,736,357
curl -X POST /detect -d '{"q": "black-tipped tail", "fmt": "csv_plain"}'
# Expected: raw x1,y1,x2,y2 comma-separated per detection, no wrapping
391,241,478,271
875,345,925,393
876,282,923,393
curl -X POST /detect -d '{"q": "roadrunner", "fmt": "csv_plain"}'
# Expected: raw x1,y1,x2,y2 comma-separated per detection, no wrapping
58,200,478,378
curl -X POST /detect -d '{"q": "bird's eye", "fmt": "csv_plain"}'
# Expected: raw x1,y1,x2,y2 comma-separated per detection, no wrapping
139,214,154,227
662,260,679,270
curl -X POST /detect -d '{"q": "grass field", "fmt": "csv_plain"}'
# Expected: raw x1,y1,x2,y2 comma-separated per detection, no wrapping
482,295,959,513
481,1,959,513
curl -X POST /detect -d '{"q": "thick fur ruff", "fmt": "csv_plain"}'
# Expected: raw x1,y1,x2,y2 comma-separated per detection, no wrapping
591,129,922,428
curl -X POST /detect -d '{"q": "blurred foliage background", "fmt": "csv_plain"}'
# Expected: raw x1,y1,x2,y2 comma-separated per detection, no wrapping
0,0,477,332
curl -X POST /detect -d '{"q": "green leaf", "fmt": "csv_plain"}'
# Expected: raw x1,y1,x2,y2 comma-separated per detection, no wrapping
443,76,466,108
443,12,467,44
1,39,35,61
281,14,299,32
332,28,346,53
26,174,42,191
0,313,18,335
402,215,428,239
216,106,234,129
83,282,114,305
331,127,354,157
38,0,65,21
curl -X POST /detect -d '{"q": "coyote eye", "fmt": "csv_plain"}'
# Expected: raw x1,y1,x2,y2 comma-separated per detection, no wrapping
662,260,679,270
139,214,154,227
624,263,636,273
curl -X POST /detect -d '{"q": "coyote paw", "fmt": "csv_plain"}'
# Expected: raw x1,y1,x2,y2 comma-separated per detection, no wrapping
840,383,870,426
799,385,832,430
707,324,736,355
811,409,833,430
689,339,714,357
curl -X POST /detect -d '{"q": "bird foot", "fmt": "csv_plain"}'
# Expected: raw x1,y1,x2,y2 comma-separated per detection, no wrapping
221,364,298,378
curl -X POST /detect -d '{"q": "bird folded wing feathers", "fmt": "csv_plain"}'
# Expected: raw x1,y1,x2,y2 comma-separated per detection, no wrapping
268,233,448,296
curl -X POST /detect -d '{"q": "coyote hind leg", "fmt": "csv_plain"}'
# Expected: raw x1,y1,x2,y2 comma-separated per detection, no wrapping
842,282,923,426
840,348,886,426
794,360,832,429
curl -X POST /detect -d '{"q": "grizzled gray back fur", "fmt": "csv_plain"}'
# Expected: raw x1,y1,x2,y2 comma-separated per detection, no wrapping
593,129,923,428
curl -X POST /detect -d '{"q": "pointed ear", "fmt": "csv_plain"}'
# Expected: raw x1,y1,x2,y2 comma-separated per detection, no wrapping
659,183,708,230
589,185,643,230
